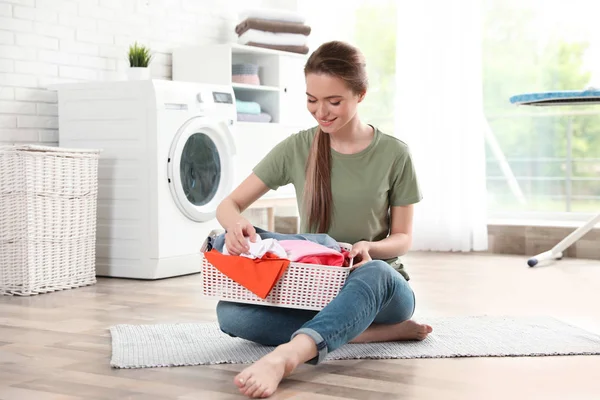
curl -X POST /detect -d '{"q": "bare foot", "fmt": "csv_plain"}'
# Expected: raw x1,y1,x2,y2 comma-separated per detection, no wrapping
233,344,299,398
351,319,433,343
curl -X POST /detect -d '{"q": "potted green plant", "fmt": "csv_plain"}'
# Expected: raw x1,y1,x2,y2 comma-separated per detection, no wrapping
126,42,152,80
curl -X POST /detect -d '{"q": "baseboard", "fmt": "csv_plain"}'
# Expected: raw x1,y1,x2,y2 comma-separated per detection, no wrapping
487,223,600,260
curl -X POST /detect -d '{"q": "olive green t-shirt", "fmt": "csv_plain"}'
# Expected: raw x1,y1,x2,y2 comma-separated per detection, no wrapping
252,126,422,280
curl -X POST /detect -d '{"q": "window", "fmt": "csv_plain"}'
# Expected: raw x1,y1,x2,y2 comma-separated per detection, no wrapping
301,0,600,217
483,0,600,215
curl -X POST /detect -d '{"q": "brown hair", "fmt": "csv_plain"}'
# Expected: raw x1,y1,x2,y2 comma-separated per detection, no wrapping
303,41,368,232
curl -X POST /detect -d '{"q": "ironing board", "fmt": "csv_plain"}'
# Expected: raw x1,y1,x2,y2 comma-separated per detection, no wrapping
510,89,600,266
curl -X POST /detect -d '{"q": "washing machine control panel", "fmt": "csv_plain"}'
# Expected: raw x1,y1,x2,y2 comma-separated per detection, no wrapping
155,82,236,125
212,91,233,104
192,84,236,125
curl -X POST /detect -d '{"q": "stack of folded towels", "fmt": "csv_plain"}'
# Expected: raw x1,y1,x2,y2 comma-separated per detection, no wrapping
236,99,272,123
232,63,261,86
235,8,311,55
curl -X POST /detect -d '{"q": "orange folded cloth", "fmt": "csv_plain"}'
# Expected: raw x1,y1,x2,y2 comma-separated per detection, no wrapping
204,249,290,299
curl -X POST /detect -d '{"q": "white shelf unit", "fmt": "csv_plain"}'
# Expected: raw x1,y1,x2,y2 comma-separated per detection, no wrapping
172,43,312,126
232,82,280,92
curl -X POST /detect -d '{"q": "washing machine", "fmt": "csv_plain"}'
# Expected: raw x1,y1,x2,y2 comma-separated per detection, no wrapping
53,80,236,279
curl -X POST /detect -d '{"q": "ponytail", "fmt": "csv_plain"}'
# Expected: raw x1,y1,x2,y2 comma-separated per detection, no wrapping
303,128,333,232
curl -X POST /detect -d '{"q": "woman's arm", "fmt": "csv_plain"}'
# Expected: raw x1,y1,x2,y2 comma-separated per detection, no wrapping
367,205,414,259
216,173,270,254
216,173,269,229
217,173,269,230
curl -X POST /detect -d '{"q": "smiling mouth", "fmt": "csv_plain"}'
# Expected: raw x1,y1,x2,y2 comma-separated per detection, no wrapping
320,118,337,123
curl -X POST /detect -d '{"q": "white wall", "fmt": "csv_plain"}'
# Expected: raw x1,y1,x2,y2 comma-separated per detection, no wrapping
0,0,297,146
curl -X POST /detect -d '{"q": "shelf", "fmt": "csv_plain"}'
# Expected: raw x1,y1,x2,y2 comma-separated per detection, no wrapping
232,83,281,92
173,43,313,127
235,121,277,125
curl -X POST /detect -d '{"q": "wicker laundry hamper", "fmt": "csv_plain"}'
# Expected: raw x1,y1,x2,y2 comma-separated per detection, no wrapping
0,145,101,296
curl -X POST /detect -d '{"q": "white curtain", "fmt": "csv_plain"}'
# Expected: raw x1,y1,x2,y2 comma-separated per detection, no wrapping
395,0,488,252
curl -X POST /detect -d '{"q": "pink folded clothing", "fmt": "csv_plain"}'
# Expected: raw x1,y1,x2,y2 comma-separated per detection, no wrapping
296,253,344,266
278,240,345,267
232,74,260,85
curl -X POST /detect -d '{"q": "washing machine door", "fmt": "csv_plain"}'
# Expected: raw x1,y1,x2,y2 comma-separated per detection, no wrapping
167,117,236,222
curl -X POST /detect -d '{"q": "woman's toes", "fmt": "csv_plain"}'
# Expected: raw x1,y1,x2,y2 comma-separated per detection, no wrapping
241,380,258,396
249,384,266,398
417,324,433,339
234,372,251,389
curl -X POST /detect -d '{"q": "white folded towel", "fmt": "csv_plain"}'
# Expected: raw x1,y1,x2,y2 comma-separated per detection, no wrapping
238,8,306,24
238,29,308,46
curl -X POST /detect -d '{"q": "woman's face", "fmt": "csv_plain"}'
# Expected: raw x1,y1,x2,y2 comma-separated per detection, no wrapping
305,73,364,133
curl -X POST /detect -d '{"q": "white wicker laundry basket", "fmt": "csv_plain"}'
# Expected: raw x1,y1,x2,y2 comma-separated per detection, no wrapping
0,145,101,296
200,231,352,311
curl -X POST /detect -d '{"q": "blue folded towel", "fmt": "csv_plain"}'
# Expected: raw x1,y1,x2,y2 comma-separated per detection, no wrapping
237,112,272,123
236,100,261,114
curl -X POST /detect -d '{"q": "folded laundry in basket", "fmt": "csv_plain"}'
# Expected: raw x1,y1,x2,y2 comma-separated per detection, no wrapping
279,240,346,267
204,249,290,299
223,235,287,259
211,226,341,254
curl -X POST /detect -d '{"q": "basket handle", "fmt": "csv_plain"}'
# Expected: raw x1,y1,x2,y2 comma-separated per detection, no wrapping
338,242,355,270
200,229,225,253
347,256,355,270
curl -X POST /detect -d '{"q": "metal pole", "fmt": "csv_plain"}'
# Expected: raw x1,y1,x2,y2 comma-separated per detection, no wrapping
566,117,573,212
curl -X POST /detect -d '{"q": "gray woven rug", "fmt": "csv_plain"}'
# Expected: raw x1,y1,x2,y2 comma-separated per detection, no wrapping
109,316,600,369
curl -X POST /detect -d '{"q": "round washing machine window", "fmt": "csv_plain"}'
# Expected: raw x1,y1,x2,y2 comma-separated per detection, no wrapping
167,117,236,222
180,133,220,206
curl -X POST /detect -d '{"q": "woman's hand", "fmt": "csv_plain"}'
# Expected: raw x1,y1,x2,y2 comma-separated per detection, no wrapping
224,218,257,256
349,241,372,269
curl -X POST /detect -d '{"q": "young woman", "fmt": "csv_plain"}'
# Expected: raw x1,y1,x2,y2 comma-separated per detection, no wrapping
215,40,432,399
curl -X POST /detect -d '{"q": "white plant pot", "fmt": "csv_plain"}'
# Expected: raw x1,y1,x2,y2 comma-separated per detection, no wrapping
126,67,150,80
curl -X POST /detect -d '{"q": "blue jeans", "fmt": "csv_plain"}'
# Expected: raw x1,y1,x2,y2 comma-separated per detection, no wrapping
216,260,415,364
